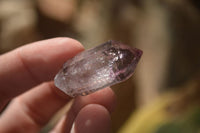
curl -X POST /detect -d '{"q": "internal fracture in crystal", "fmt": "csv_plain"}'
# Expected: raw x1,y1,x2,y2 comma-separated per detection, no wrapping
54,40,143,97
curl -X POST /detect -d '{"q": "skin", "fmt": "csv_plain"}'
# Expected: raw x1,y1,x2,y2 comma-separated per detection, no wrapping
0,38,116,133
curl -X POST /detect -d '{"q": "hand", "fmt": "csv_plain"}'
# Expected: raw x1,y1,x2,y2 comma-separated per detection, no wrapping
0,38,116,133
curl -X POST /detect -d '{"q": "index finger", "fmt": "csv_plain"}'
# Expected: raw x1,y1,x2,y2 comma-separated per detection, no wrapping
0,37,84,102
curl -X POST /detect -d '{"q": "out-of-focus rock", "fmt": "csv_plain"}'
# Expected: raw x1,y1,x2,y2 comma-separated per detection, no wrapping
134,1,171,107
37,0,77,22
0,0,38,53
74,0,111,48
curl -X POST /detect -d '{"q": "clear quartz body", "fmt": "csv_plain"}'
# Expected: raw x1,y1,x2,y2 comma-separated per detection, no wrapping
54,40,142,97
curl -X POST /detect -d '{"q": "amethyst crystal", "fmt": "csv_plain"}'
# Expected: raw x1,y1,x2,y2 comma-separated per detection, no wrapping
54,40,142,97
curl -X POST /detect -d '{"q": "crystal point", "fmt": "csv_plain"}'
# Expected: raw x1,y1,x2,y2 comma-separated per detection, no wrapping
54,40,142,97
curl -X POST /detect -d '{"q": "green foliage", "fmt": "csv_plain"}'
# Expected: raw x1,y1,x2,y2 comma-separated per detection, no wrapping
156,108,200,133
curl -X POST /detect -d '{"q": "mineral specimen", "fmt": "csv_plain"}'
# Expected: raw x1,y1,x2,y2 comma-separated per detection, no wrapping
54,40,142,97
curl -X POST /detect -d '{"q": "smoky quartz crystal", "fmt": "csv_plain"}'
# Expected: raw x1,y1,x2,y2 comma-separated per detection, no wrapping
54,40,142,97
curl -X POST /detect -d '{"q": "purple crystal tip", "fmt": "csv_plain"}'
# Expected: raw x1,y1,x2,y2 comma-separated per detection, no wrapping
134,48,143,59
54,40,143,97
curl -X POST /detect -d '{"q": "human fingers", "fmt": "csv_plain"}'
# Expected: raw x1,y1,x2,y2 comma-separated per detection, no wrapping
73,104,111,133
0,37,84,105
0,82,71,133
51,87,116,133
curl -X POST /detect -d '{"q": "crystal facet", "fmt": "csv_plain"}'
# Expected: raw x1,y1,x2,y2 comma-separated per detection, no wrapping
54,40,143,97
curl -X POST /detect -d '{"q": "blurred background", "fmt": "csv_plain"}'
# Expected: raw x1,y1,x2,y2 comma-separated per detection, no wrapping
0,0,200,133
